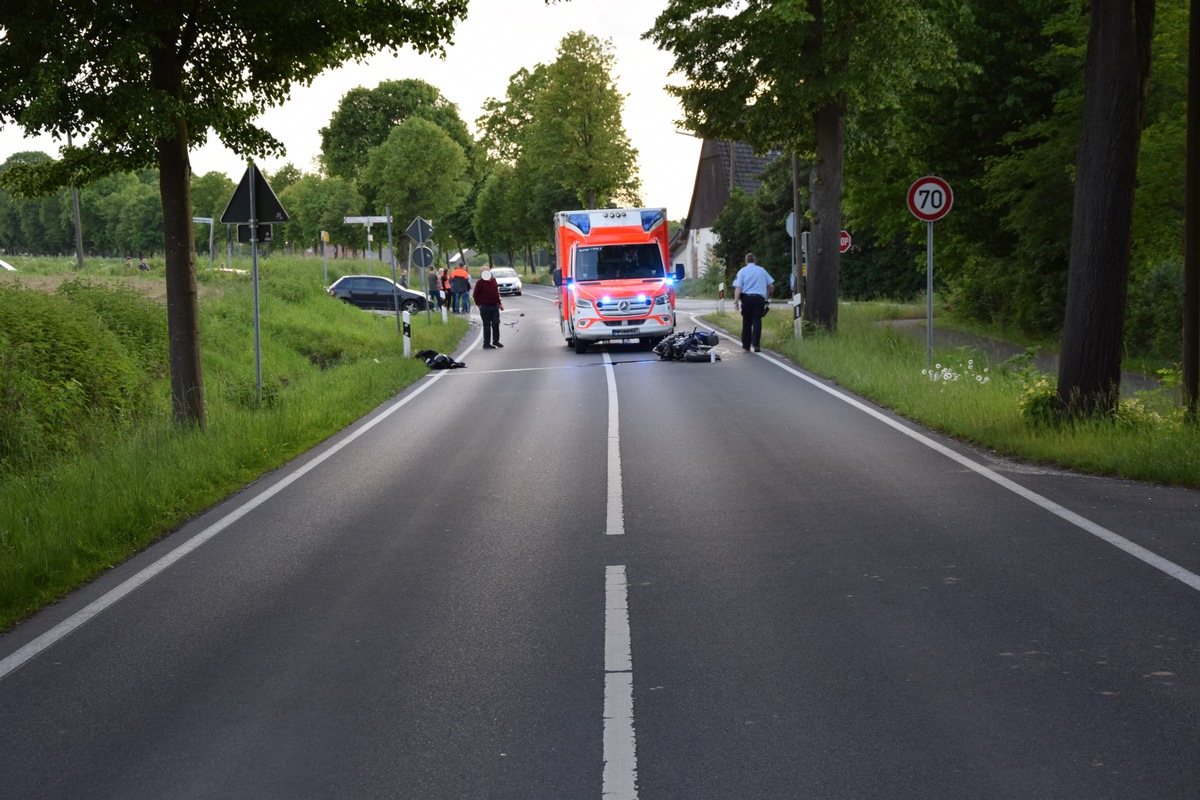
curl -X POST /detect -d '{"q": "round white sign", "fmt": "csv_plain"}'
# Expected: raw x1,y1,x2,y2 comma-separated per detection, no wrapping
907,176,953,222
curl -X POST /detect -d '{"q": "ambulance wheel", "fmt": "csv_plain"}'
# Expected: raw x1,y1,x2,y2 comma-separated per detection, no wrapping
574,337,589,354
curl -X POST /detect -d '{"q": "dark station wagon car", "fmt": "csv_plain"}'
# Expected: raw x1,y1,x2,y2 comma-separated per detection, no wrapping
328,274,429,313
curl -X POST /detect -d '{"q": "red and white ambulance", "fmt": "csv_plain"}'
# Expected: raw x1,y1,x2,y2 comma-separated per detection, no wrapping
552,208,685,353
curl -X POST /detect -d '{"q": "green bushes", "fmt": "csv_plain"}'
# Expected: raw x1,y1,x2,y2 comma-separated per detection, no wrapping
1,256,469,629
56,278,169,376
0,282,162,471
1125,259,1184,360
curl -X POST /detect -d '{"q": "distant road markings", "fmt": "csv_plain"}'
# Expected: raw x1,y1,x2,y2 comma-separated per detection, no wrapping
604,565,639,799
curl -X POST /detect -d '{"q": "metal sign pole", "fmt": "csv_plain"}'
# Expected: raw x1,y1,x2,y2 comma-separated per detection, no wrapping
907,176,953,371
926,221,934,370
386,205,402,333
249,163,262,404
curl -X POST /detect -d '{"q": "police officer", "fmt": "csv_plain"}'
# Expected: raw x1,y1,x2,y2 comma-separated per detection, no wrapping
732,252,774,352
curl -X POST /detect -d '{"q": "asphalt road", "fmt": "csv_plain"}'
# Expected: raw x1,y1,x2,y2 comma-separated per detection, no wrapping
2,285,1199,799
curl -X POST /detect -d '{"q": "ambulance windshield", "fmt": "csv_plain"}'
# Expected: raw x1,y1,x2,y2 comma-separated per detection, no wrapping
575,244,664,281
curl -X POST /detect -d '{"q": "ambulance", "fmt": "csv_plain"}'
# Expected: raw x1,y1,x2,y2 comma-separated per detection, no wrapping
552,208,685,354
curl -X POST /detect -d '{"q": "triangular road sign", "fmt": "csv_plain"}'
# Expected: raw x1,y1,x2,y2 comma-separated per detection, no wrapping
220,163,289,224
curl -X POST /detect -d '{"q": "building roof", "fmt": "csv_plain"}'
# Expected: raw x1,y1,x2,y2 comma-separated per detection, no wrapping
683,140,782,232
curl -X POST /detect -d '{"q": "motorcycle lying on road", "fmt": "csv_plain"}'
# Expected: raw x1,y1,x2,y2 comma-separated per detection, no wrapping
653,327,722,362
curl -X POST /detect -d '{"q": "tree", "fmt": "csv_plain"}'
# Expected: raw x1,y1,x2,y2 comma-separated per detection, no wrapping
190,171,235,253
265,163,304,196
320,78,481,260
841,0,1078,333
474,164,525,264
521,32,640,209
1056,0,1156,417
477,63,575,251
277,173,364,255
477,66,550,167
115,181,164,256
648,0,951,332
360,117,469,271
320,79,473,183
77,172,140,256
0,0,467,427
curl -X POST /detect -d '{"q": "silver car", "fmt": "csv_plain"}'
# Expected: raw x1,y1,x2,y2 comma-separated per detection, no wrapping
491,267,523,296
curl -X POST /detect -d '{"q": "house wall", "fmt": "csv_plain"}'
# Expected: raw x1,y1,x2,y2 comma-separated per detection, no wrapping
673,226,721,281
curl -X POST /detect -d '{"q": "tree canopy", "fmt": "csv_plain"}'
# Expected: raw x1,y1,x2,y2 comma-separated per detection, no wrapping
360,116,469,262
521,32,640,210
320,78,475,184
648,0,953,331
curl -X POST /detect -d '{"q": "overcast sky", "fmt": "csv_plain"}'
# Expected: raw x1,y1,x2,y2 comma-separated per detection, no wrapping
0,0,702,218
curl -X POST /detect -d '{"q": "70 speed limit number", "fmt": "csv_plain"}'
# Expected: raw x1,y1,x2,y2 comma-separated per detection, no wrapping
907,176,953,222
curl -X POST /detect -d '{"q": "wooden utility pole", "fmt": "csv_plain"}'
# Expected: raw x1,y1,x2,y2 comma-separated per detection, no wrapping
1185,0,1199,420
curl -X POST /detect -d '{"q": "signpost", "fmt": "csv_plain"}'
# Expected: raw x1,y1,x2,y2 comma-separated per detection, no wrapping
839,230,852,254
412,246,434,269
193,217,215,270
321,230,330,287
220,162,289,404
343,215,391,270
908,176,954,368
406,216,435,323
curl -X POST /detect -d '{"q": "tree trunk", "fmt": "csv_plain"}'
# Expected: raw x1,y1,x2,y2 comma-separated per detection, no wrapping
1056,0,1155,417
804,94,846,333
152,46,205,429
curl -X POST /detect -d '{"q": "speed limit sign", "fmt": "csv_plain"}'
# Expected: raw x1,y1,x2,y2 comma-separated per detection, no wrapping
907,176,953,222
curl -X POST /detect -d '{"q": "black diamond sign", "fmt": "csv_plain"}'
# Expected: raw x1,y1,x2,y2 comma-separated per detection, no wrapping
406,216,433,244
221,163,289,224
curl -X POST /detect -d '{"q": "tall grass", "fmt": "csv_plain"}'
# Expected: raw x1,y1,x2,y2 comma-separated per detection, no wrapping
0,256,467,630
712,302,1200,488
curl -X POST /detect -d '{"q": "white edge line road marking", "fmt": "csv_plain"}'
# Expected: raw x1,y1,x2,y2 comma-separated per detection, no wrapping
0,343,482,682
604,565,639,800
684,313,1200,594
604,350,625,537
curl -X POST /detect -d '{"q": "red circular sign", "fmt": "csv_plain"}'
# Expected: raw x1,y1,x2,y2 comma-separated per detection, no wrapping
907,176,953,222
839,230,851,253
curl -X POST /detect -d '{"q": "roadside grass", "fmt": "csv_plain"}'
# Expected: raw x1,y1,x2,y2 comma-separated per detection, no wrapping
709,302,1200,488
0,256,467,630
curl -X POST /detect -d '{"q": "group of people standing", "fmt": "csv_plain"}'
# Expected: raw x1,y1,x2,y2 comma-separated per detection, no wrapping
428,265,474,313
425,263,505,349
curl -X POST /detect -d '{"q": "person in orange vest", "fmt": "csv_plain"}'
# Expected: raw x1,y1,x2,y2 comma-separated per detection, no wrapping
449,264,471,313
439,267,452,309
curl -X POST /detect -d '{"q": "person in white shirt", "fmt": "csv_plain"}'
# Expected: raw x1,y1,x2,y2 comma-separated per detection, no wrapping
732,252,775,352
